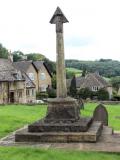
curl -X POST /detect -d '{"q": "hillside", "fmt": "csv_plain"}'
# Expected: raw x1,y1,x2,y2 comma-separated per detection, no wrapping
65,59,120,77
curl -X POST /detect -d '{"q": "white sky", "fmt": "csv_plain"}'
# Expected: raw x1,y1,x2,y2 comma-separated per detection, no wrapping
0,0,120,61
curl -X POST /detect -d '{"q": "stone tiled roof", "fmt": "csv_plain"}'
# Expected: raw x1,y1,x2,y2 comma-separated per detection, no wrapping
67,73,110,89
13,61,33,72
33,61,44,71
79,73,109,89
0,59,24,82
33,61,52,77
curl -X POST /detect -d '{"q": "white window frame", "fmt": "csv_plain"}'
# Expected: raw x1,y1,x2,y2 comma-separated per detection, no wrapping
40,73,46,80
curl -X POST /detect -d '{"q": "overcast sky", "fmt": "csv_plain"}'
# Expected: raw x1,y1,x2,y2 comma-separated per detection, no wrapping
0,0,120,61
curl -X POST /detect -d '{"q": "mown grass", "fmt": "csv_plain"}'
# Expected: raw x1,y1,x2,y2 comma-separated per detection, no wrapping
0,147,120,160
0,104,47,138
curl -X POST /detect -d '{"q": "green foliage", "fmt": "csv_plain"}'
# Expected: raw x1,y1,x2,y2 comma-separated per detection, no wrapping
66,59,120,77
47,87,56,98
36,92,48,99
0,43,8,59
97,88,109,100
26,53,45,61
81,67,87,77
78,88,92,99
51,74,56,89
110,76,120,91
0,147,120,160
69,75,77,97
12,51,24,62
44,58,56,74
66,67,82,79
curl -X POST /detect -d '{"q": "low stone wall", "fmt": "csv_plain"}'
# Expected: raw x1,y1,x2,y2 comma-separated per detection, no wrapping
89,100,120,105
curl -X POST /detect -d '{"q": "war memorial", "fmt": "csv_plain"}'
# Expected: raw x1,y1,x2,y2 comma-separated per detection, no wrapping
15,7,110,143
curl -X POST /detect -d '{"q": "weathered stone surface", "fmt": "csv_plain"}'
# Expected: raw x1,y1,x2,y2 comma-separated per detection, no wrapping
28,117,92,132
50,7,68,98
15,122,103,143
93,104,108,126
45,97,80,121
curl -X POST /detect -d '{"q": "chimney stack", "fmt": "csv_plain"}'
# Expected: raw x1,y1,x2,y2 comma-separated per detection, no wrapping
8,50,13,62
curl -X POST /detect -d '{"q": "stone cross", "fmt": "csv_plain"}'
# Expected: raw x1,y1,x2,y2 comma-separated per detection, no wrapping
50,7,68,98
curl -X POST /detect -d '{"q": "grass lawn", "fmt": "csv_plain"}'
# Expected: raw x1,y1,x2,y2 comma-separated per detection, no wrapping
0,104,47,138
0,147,120,160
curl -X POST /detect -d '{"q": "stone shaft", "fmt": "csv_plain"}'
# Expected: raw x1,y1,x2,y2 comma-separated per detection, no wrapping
56,31,67,98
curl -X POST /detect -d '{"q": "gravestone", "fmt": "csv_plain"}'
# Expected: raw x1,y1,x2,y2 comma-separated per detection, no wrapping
93,104,108,126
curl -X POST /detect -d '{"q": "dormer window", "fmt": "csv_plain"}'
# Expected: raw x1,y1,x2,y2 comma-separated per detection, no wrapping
13,73,21,80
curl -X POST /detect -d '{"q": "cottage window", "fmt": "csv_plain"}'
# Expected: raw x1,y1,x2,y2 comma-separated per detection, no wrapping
40,73,46,80
28,73,34,81
26,90,30,96
40,85,47,92
18,91,22,98
92,86,99,91
32,89,35,96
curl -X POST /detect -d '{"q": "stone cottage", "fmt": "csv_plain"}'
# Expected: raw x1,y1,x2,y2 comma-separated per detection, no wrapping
13,60,52,92
0,57,36,104
33,61,52,92
68,73,112,99
0,58,26,104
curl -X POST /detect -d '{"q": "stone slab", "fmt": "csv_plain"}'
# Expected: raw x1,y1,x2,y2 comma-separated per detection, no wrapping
15,122,103,143
28,117,92,132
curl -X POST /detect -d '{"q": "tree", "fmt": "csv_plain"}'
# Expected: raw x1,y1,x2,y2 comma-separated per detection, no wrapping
44,58,56,74
26,53,45,61
69,75,77,97
0,43,9,59
110,76,120,91
12,51,24,62
82,67,87,77
51,74,56,89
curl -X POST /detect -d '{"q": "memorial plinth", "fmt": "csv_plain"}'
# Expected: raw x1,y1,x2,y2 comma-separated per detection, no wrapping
15,7,103,143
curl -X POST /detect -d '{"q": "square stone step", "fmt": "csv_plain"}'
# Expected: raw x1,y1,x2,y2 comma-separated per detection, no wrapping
28,117,92,132
15,122,103,143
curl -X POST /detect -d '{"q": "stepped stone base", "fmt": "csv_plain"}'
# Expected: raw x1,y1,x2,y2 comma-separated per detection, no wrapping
15,122,103,143
28,117,92,132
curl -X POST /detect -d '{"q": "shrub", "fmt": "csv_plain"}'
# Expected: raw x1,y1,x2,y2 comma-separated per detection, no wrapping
77,88,92,99
97,88,109,100
47,88,56,98
36,92,48,99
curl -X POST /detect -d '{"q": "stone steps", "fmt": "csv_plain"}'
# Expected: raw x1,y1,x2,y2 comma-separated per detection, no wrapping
15,121,103,143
